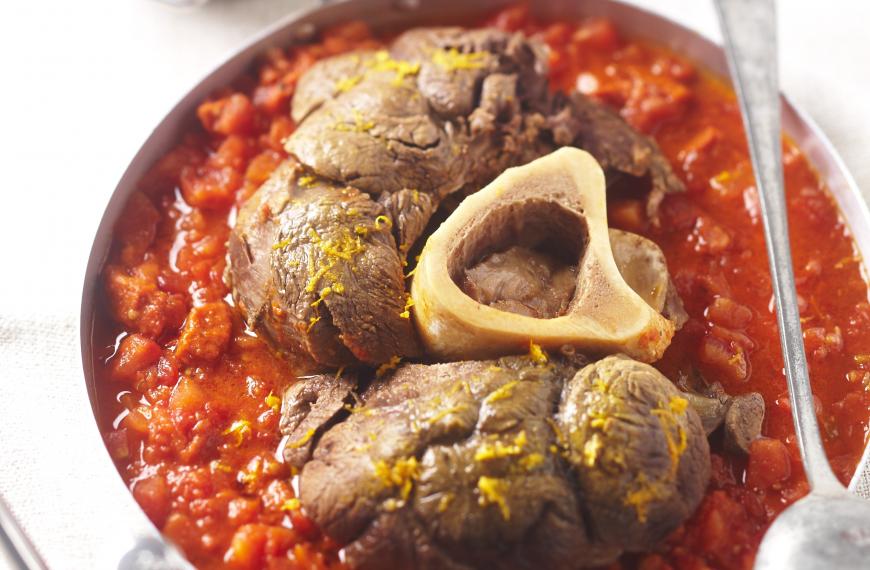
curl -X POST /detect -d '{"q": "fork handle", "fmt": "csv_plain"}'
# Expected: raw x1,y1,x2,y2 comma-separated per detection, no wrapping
0,495,46,570
714,0,844,494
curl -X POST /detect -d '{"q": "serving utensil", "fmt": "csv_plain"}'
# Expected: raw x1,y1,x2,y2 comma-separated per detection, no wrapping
714,1,870,568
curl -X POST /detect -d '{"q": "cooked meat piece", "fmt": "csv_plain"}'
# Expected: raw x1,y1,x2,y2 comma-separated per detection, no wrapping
458,229,685,323
377,189,438,256
681,391,730,435
227,161,421,368
559,355,710,551
567,93,685,220
723,392,765,455
461,246,577,318
286,354,617,569
343,511,471,570
291,50,375,123
282,352,710,568
285,25,684,255
287,51,462,200
676,370,764,454
610,229,688,327
389,27,550,118
279,371,356,466
285,27,555,254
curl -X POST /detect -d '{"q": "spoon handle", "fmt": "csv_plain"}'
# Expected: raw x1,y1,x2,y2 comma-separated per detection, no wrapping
714,0,844,494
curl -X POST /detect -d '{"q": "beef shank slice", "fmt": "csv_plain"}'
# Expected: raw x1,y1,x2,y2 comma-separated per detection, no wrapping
286,354,617,569
559,355,710,550
228,161,420,367
284,27,555,254
279,25,685,294
282,352,711,569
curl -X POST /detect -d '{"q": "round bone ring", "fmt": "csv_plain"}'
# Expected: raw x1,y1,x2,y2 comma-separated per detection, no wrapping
412,147,680,362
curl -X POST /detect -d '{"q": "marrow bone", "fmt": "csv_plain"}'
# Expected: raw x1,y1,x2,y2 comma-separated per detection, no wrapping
411,147,680,362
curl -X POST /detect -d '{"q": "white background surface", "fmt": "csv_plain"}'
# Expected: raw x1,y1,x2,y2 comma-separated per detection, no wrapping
0,1,868,568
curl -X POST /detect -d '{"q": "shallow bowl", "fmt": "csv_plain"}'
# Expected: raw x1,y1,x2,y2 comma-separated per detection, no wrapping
79,0,870,566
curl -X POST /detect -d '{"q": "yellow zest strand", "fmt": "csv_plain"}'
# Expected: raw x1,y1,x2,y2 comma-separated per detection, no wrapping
265,393,281,413
477,476,510,520
368,50,421,85
399,296,414,319
335,74,363,93
373,457,420,501
285,428,316,449
223,420,252,447
528,341,548,365
374,215,393,230
376,355,402,377
432,47,489,71
281,498,301,511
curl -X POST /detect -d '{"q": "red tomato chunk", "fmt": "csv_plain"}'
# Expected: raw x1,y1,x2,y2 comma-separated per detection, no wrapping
111,334,162,382
175,302,234,364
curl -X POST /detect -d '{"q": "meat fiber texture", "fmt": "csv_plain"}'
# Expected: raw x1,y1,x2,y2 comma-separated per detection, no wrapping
280,354,710,569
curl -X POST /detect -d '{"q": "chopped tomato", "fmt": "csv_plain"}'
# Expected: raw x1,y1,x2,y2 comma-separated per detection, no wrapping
110,333,162,382
746,438,793,490
176,302,234,364
198,93,257,136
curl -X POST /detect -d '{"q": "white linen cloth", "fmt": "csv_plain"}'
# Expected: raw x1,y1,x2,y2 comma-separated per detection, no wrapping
0,0,868,568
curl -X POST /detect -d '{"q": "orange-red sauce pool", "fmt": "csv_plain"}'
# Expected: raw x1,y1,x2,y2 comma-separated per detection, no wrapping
93,6,870,569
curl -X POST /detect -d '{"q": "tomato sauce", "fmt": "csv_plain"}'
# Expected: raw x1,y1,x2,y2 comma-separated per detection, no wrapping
93,6,869,569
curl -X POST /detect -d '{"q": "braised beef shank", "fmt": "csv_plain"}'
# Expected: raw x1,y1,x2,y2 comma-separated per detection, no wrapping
286,27,556,253
228,161,420,367
227,26,684,367
281,354,710,569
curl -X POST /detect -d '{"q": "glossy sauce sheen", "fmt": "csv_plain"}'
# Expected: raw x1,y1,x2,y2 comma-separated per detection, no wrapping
94,6,870,570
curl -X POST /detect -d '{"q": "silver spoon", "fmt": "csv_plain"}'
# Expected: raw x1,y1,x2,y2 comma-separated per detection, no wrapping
714,0,870,568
